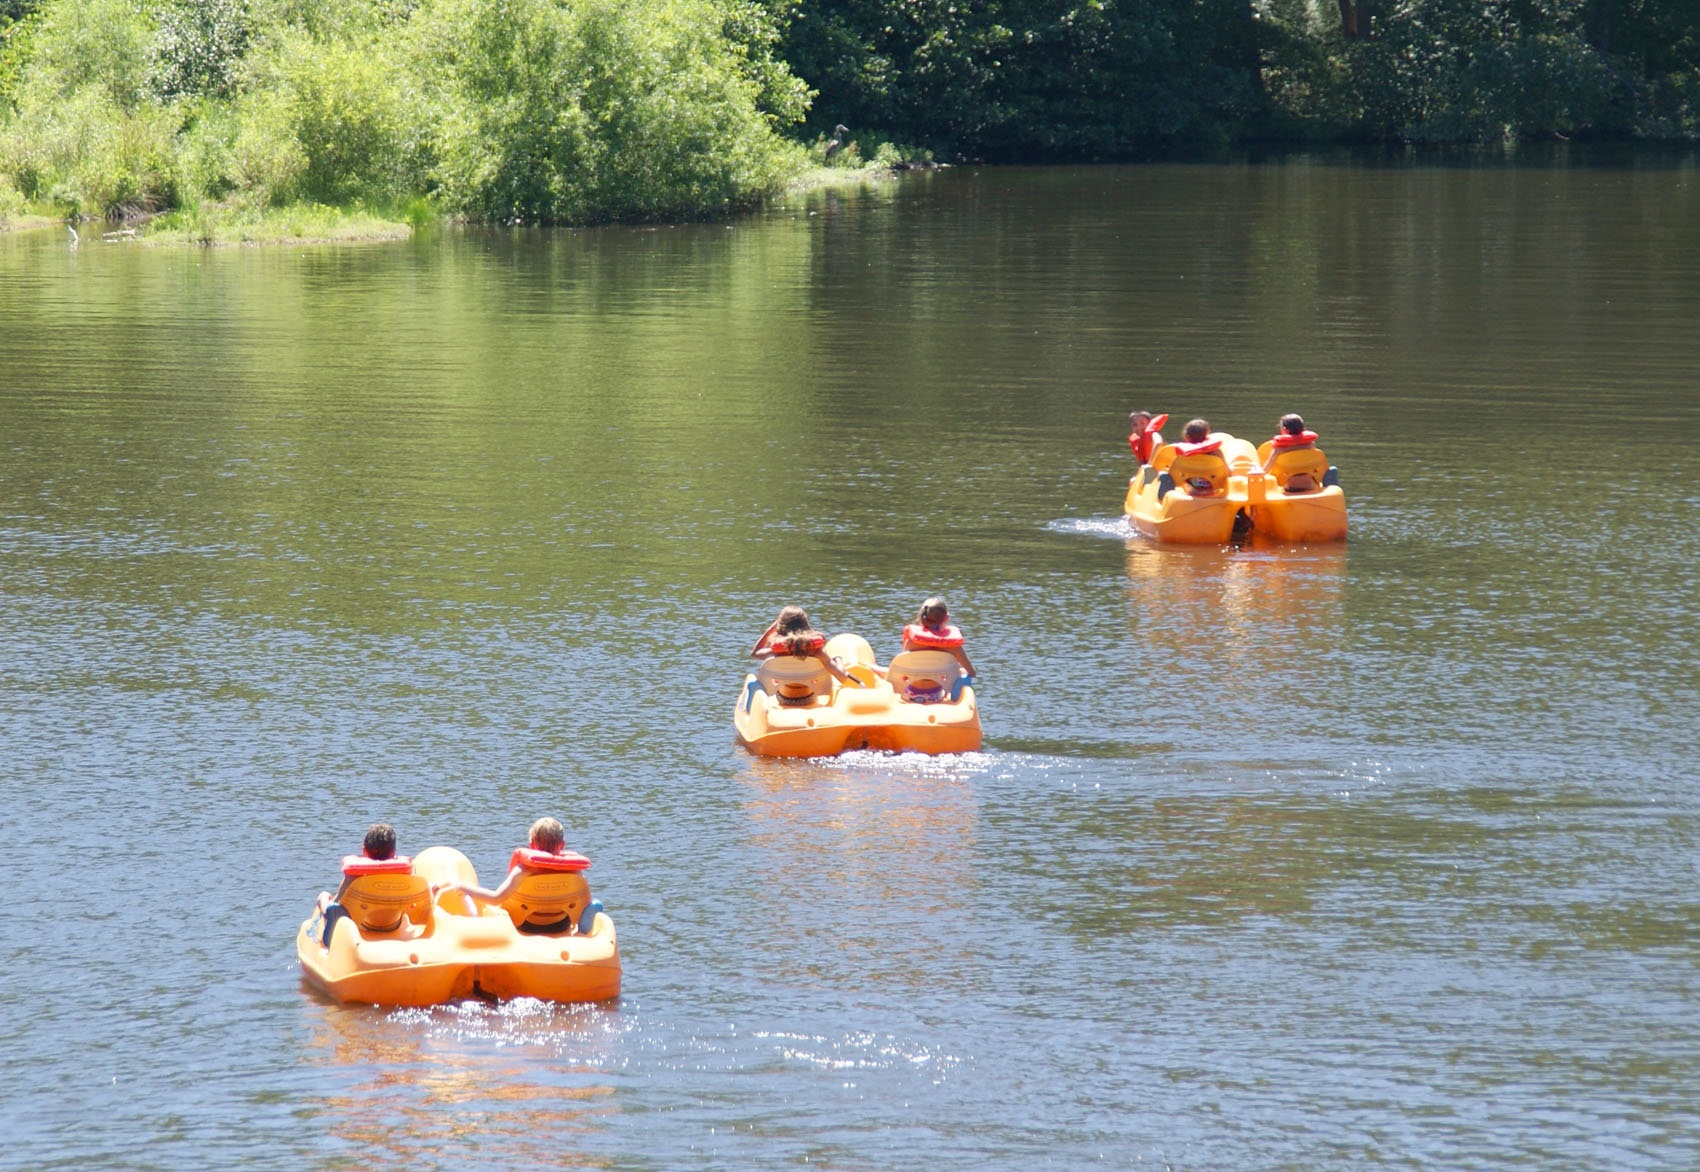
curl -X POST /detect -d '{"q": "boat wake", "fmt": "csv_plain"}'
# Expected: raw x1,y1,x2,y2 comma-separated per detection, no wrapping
1046,516,1134,540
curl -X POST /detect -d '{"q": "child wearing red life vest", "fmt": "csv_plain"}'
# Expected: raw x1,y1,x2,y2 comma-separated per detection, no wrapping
452,819,564,898
446,817,585,927
902,597,976,678
1262,413,1318,462
315,822,403,943
1163,418,1229,497
1260,413,1326,492
1128,410,1168,465
749,604,856,688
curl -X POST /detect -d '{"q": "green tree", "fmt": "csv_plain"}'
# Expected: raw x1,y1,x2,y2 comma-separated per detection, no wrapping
1254,0,1694,141
234,27,422,204
1584,0,1700,74
405,0,806,223
0,0,176,214
1,0,42,25
12,0,153,106
782,0,1268,158
150,0,252,100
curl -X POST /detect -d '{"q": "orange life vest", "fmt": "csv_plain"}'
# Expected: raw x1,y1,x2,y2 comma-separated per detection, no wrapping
510,847,592,873
1270,429,1319,449
903,622,965,650
768,633,826,657
1174,438,1223,457
341,855,413,876
1128,413,1169,463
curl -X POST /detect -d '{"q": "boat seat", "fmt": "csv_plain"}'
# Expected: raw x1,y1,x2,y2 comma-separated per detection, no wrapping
341,872,433,934
887,649,964,703
758,656,832,706
1267,447,1329,493
498,870,592,935
1167,451,1229,498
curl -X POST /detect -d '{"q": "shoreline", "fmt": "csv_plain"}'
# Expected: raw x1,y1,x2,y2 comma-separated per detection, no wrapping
0,165,914,247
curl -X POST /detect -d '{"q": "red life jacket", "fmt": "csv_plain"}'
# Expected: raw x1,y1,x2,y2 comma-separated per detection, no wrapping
1174,438,1223,457
341,855,414,876
1271,430,1319,449
768,633,826,657
510,847,592,873
903,622,965,650
1128,413,1169,463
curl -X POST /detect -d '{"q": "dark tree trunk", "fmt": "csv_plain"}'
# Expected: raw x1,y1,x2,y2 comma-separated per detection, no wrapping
1337,0,1362,39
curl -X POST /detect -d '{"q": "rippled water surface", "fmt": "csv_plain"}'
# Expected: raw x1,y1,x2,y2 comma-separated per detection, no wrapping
3,155,1700,1169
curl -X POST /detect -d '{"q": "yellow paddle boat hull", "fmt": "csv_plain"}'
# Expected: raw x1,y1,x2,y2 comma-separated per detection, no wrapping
1123,433,1259,544
734,634,982,757
1247,436,1347,541
1247,484,1347,542
1124,466,1244,543
296,846,621,1007
1125,432,1346,544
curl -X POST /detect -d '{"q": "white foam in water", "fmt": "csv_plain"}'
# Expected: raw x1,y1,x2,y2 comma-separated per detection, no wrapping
1046,516,1135,540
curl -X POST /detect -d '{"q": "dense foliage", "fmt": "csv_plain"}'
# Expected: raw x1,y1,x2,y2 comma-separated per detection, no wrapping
782,0,1266,156
1256,0,1700,144
0,0,811,223
0,0,1695,225
781,0,1700,156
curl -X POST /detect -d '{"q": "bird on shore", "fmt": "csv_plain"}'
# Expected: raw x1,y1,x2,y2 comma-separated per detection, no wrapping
824,125,850,160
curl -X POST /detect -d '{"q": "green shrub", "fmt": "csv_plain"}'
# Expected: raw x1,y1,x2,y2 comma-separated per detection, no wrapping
0,0,178,214
76,97,179,213
0,86,177,214
406,0,806,223
234,28,421,204
0,174,24,218
173,97,240,204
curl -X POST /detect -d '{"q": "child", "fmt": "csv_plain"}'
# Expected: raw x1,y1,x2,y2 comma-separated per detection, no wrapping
447,817,594,934
1261,413,1327,492
901,597,976,678
1262,414,1319,461
1128,410,1168,465
314,822,406,943
1168,419,1228,497
750,605,857,697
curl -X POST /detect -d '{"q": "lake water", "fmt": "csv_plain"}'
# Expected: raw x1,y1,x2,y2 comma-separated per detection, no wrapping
3,153,1699,1169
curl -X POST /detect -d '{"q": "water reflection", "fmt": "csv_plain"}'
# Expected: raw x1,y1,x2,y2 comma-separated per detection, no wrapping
1122,539,1347,709
304,999,622,1164
737,754,983,990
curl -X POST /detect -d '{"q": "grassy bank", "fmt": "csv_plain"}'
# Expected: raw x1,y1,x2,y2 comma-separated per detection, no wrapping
141,198,416,245
0,156,917,244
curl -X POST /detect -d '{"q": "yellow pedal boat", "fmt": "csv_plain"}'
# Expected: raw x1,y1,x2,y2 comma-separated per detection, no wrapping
1247,437,1348,542
296,845,620,1006
1124,433,1346,544
734,633,982,757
